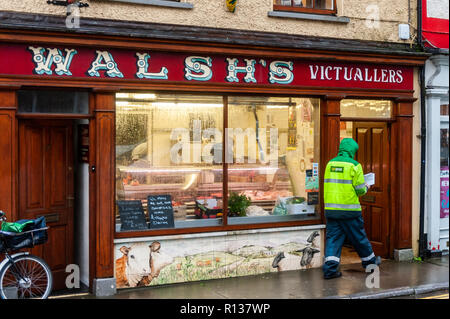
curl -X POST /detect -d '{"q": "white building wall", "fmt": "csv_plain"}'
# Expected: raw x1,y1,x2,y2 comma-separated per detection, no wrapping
425,54,449,254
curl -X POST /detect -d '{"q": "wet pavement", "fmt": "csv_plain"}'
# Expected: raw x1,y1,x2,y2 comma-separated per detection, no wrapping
56,256,449,299
390,289,448,299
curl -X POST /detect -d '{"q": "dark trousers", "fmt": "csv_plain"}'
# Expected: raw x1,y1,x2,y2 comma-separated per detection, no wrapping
323,215,377,277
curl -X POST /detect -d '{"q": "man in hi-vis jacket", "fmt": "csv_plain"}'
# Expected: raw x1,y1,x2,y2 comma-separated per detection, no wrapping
323,138,381,279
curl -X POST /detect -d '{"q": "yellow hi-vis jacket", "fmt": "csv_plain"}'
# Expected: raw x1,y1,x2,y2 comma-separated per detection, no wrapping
324,138,368,219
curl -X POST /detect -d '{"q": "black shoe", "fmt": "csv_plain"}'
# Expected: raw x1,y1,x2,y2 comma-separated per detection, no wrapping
324,272,342,280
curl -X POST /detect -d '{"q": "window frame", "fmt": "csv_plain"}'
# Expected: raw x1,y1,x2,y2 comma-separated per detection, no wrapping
114,92,323,239
273,0,337,16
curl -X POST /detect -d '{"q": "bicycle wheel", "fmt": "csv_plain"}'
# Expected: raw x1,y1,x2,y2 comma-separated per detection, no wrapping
0,254,53,299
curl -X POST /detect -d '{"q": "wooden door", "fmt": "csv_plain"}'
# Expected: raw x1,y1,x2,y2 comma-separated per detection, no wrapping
18,120,74,291
352,122,390,257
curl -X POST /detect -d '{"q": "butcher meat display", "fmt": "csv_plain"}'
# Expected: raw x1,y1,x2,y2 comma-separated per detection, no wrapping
242,190,293,201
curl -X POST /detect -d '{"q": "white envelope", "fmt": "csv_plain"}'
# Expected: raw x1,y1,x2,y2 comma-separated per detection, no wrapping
364,173,375,186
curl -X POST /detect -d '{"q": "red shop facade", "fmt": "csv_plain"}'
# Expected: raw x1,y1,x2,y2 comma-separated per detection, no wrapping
0,13,427,295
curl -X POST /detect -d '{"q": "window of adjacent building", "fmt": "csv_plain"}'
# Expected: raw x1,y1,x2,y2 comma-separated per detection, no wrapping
340,99,392,119
115,93,321,233
440,103,449,168
274,0,336,15
440,103,449,219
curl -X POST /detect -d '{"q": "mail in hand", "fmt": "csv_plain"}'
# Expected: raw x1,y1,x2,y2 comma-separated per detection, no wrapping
364,173,375,186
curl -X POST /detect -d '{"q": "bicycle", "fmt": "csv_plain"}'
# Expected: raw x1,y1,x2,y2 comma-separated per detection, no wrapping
0,210,53,299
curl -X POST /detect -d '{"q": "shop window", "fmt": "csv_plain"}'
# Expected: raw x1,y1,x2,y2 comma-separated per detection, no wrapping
116,93,224,231
17,89,89,114
340,99,392,119
115,93,321,233
274,0,337,15
227,97,321,224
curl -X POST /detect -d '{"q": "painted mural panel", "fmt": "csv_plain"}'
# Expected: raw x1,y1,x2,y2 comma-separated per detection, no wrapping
114,228,323,289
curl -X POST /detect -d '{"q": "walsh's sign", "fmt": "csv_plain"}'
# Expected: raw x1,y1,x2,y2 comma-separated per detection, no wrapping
0,43,414,90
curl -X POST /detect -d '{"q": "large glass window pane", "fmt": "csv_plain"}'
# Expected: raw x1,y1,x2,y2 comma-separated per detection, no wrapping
227,97,321,225
18,89,89,114
341,99,392,119
115,93,224,232
315,0,334,9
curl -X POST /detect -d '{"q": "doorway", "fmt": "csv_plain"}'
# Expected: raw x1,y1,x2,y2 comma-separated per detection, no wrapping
18,120,74,290
340,121,391,258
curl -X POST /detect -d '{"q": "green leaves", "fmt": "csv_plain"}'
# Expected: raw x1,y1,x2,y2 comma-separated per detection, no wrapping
228,192,251,217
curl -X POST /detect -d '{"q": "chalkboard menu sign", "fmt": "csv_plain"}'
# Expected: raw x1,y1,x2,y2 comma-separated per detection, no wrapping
307,191,319,205
147,195,175,229
117,200,148,231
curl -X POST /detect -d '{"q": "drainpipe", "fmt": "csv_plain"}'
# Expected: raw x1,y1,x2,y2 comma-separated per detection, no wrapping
417,0,427,259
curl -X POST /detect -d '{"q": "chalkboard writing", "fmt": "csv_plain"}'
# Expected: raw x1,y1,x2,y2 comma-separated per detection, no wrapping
147,195,175,229
117,200,148,231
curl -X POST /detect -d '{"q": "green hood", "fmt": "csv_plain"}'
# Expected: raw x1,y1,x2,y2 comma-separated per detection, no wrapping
337,138,359,159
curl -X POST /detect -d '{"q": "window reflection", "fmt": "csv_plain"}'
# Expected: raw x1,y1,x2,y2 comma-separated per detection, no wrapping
115,93,322,232
341,99,392,118
115,93,224,231
227,97,321,224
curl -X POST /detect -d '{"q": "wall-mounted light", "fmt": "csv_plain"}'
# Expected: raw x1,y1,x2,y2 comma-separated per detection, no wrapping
47,0,89,8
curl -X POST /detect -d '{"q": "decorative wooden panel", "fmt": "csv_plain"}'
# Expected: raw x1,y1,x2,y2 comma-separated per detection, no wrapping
48,128,67,208
91,92,116,280
24,125,45,210
320,96,344,223
0,88,17,222
392,98,415,250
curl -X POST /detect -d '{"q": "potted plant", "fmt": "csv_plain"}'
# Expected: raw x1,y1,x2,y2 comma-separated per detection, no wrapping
228,192,251,217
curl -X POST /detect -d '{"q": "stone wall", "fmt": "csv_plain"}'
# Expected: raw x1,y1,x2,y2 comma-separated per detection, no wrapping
0,0,417,43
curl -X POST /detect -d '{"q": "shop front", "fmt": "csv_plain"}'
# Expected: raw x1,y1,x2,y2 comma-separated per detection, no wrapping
0,18,426,295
